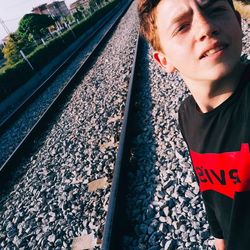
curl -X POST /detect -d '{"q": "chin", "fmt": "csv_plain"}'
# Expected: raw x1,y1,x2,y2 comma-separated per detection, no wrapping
206,61,240,81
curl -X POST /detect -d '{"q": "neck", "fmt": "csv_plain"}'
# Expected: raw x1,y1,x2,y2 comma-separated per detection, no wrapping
183,63,246,113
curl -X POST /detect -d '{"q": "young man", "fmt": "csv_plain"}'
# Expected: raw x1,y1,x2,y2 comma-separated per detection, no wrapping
138,0,250,249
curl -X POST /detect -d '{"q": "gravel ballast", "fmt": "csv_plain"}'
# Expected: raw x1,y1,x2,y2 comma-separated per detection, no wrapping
0,1,138,249
0,4,249,250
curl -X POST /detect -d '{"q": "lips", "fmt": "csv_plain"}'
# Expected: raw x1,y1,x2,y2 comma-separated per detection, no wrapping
199,43,228,59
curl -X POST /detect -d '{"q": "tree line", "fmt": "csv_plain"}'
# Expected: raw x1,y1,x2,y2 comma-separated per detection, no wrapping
1,0,110,67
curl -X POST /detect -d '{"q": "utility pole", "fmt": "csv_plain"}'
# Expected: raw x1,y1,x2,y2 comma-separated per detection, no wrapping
0,18,11,35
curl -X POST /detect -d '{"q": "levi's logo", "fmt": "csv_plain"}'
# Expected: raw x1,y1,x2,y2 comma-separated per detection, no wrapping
190,144,250,199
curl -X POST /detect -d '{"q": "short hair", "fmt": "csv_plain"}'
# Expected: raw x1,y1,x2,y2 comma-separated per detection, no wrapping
138,0,162,51
138,0,235,52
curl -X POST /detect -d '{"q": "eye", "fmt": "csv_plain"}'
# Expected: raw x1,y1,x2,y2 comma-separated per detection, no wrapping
175,23,190,34
172,23,190,37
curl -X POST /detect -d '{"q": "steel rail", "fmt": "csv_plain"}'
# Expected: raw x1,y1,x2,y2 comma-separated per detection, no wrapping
0,1,124,135
101,33,140,250
0,0,133,186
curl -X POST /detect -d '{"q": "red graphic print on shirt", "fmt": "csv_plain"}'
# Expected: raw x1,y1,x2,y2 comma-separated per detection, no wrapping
190,144,250,199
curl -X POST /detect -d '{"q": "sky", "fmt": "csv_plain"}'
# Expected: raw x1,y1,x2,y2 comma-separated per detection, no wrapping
0,0,76,41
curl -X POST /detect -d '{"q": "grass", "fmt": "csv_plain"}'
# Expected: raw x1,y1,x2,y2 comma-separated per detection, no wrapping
233,0,250,19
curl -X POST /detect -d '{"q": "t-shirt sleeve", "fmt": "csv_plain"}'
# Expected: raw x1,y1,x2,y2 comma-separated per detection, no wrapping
203,199,224,239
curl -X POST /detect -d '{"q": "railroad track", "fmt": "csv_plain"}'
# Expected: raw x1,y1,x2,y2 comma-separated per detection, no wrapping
3,2,248,249
0,1,139,249
0,0,132,175
101,37,214,249
0,17,212,250
102,31,140,250
101,18,250,250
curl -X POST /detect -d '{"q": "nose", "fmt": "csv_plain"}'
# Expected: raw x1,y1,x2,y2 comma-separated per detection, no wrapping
194,12,219,41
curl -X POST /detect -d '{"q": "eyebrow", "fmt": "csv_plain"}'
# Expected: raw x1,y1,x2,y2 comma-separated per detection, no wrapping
169,10,191,28
169,0,226,27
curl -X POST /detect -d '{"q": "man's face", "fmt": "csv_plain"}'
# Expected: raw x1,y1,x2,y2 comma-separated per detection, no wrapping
154,0,242,83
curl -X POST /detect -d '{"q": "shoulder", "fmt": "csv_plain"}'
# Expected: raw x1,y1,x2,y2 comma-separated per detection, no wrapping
179,95,195,115
178,95,196,133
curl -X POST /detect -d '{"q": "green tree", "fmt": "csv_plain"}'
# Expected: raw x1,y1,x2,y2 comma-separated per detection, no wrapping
2,33,29,65
73,7,83,21
17,13,54,41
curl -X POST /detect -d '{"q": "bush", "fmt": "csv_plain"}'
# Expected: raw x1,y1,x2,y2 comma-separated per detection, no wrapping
27,36,69,69
0,61,34,100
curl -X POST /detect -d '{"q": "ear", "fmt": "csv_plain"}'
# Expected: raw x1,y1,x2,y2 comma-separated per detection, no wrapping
153,51,176,73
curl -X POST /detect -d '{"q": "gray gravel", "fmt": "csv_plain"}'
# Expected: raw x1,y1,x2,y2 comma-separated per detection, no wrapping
0,1,138,249
1,3,249,250
121,19,250,249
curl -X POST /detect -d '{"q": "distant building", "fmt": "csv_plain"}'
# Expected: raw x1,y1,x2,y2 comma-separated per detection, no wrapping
32,3,50,15
47,1,70,18
32,1,70,18
70,0,89,13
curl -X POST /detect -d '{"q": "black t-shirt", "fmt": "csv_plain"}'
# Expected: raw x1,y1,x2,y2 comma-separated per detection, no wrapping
178,63,250,250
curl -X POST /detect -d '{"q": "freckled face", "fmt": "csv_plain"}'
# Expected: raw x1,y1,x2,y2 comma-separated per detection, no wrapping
155,0,242,82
